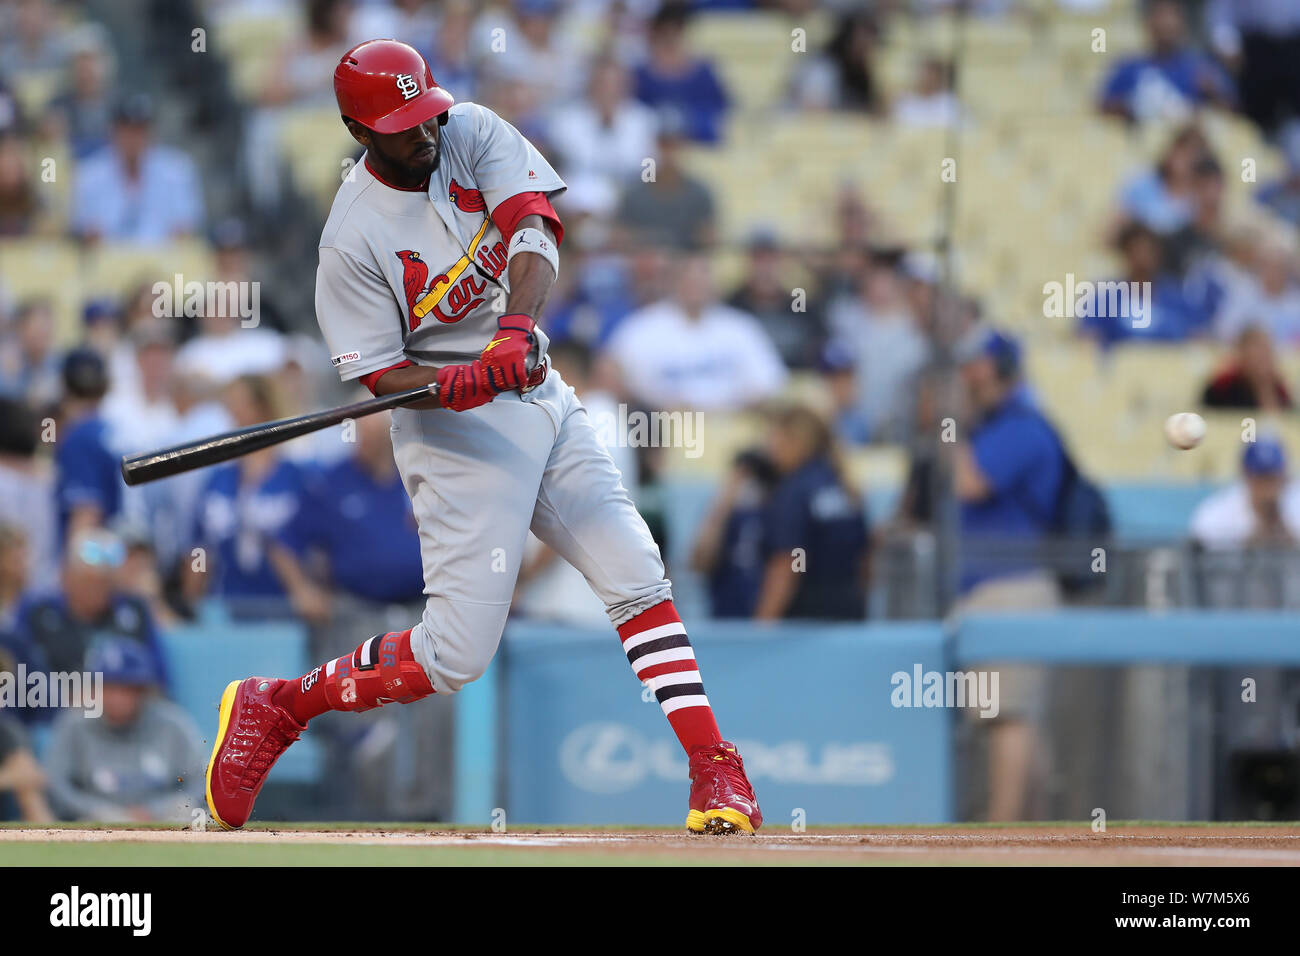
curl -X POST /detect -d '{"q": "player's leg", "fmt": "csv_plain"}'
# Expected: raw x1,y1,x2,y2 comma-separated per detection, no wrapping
206,397,550,829
527,379,761,834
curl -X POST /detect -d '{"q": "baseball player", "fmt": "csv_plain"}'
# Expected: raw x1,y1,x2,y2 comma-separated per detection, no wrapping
205,40,761,834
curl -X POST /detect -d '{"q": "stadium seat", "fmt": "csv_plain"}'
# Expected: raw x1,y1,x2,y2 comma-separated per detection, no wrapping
80,240,217,304
277,107,360,217
686,11,827,118
212,9,302,102
0,239,84,343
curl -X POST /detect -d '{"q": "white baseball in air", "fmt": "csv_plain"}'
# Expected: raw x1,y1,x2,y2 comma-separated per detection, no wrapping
1164,412,1206,450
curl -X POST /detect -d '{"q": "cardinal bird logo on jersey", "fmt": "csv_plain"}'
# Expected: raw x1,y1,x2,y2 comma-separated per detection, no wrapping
396,250,429,323
448,178,486,213
396,248,488,329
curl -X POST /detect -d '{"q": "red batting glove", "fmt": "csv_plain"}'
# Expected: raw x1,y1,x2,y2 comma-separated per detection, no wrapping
436,360,496,412
480,313,537,392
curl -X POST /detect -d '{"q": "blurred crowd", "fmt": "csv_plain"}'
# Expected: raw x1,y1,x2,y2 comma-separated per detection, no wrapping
3,0,1300,822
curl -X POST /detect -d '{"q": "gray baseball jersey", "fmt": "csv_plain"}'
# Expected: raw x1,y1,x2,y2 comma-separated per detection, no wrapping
312,101,671,697
315,102,564,379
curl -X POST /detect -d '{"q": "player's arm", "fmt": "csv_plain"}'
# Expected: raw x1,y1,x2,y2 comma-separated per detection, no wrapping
470,213,560,397
502,213,558,316
368,364,444,410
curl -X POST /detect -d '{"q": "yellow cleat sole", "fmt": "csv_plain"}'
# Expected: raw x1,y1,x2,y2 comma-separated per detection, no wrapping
204,680,243,831
685,807,755,835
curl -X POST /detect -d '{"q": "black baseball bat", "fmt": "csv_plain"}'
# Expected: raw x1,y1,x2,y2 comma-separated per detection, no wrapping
120,383,439,486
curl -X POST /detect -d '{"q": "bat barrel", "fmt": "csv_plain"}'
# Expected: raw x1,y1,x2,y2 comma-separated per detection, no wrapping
121,426,298,485
119,383,437,486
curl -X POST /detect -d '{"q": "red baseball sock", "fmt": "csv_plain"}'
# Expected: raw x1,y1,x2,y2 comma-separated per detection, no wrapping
272,629,433,723
617,601,722,754
272,660,333,724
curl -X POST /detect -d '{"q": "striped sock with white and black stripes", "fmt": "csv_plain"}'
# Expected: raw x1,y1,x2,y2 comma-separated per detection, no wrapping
617,600,722,754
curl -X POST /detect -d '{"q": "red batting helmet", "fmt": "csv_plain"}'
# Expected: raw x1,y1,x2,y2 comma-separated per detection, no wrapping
334,39,455,134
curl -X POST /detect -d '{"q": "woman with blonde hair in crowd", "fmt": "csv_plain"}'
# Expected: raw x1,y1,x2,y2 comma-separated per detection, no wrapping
753,402,870,621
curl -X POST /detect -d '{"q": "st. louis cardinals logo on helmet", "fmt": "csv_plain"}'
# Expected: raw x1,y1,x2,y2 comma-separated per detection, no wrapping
448,178,486,213
394,73,420,101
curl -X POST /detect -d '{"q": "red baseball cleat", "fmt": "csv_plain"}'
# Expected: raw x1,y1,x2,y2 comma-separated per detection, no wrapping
686,741,762,835
205,677,305,830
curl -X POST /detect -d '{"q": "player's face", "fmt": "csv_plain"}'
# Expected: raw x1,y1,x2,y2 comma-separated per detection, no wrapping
370,120,442,178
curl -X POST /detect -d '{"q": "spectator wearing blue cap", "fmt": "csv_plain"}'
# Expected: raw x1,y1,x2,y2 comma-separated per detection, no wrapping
43,636,204,822
953,326,1068,822
954,326,1067,599
1191,436,1300,550
80,297,120,350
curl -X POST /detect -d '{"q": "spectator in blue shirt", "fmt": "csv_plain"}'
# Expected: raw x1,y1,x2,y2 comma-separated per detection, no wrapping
1098,0,1234,124
54,347,123,543
271,404,425,624
633,3,729,144
185,376,306,613
954,328,1066,599
71,93,204,243
753,404,869,621
1079,221,1214,345
953,328,1068,823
